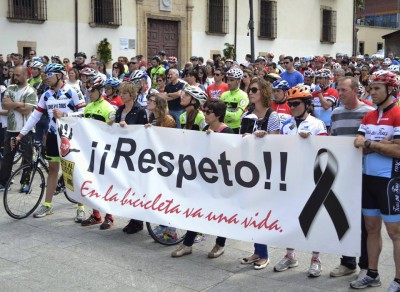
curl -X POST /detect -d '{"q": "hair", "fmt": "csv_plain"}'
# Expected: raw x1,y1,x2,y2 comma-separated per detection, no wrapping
268,62,277,69
338,76,358,90
197,66,207,84
284,56,293,62
333,68,345,76
68,68,80,81
98,61,107,74
118,56,128,64
157,74,166,82
169,68,179,77
248,78,273,108
203,100,227,122
149,93,169,125
119,82,137,99
152,55,161,63
240,69,254,90
198,56,204,63
112,62,125,75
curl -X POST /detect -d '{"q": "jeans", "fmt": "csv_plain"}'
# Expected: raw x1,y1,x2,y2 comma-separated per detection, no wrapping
340,215,368,270
183,230,226,247
254,243,268,259
169,109,184,129
0,125,6,155
0,131,33,186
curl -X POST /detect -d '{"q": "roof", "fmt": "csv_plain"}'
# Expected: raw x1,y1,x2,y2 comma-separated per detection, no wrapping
382,30,400,39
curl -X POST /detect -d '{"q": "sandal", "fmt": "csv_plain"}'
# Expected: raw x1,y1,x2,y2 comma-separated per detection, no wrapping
254,258,270,270
241,255,260,264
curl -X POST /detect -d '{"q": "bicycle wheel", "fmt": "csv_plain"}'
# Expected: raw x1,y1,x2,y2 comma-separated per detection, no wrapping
13,150,22,165
64,191,78,204
3,165,45,219
146,222,186,246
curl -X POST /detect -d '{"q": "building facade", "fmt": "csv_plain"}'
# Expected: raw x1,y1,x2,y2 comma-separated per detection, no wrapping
0,0,353,65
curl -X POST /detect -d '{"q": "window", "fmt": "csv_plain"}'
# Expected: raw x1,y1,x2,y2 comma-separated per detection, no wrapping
321,7,337,43
90,0,121,27
7,0,47,23
364,14,398,28
359,41,365,55
377,43,383,51
207,0,229,34
259,0,277,39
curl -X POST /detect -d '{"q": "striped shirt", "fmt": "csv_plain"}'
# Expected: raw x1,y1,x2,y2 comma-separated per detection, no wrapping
330,103,374,137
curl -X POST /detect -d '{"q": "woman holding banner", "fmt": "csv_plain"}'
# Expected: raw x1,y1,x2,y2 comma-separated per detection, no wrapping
171,86,209,257
273,85,327,277
239,77,280,270
116,82,149,234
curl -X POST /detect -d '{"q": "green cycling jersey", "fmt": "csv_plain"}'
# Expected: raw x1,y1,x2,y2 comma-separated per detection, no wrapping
219,87,249,129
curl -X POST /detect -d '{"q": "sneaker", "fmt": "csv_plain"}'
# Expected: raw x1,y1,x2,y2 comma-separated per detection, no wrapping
171,244,192,257
308,258,322,277
100,216,114,230
274,255,299,272
74,209,86,223
350,274,381,289
357,269,368,281
122,219,143,234
194,233,206,243
254,258,270,270
387,280,400,292
33,205,54,218
19,183,30,193
330,264,356,277
208,244,225,258
81,214,102,226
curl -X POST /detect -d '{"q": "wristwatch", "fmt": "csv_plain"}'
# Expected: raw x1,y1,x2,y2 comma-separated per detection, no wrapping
364,140,372,148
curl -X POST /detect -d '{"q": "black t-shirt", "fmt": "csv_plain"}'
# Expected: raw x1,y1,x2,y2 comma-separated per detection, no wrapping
203,125,234,134
165,81,185,111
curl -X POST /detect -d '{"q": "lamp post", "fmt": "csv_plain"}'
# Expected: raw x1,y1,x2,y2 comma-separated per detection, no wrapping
249,0,255,62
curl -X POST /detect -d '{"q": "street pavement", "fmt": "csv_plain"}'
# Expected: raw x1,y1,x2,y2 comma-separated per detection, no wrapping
0,194,394,292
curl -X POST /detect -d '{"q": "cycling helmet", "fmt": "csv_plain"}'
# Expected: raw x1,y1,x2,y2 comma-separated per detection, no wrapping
75,52,87,59
314,56,326,63
256,56,266,62
51,55,61,60
80,67,97,77
168,56,177,63
44,63,66,75
300,57,308,63
371,70,398,87
86,75,105,92
130,70,148,81
287,85,312,100
265,73,282,82
32,57,43,63
315,69,332,78
148,88,159,96
336,53,344,57
272,80,290,91
356,55,364,60
31,61,43,70
302,85,312,92
226,68,243,79
382,60,392,66
183,86,208,105
294,62,301,69
267,52,274,58
332,63,342,70
388,65,400,73
304,69,315,78
105,77,121,88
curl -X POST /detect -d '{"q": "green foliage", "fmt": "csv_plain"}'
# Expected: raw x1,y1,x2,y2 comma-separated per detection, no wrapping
97,38,112,63
223,43,236,60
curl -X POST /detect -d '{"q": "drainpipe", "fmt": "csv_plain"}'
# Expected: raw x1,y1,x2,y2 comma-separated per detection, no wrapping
75,0,78,56
249,0,255,63
234,0,237,60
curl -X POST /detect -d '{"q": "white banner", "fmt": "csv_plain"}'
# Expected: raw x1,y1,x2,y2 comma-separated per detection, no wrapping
57,118,362,256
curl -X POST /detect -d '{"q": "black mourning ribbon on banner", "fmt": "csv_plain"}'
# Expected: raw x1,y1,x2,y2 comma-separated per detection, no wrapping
299,149,349,240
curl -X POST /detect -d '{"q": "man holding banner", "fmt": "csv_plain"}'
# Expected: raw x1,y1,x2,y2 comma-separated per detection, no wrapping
352,71,400,291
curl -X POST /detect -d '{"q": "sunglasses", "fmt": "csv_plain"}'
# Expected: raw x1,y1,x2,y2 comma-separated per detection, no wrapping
130,62,137,64
249,87,259,94
354,72,361,75
288,101,302,108
204,109,214,115
214,73,221,76
113,67,119,69
283,61,290,64
85,82,94,89
157,79,164,82
46,72,59,77
63,60,69,63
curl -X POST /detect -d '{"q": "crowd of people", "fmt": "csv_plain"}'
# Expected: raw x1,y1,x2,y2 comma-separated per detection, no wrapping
0,49,400,291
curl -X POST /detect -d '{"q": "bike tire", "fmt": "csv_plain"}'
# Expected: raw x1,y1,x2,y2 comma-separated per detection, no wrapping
3,165,46,219
13,150,22,165
64,191,78,204
146,222,186,246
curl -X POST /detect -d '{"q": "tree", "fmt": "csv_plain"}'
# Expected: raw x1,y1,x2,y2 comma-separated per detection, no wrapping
223,43,236,60
97,38,112,64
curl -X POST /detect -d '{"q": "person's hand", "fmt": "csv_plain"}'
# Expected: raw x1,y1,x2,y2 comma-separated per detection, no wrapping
379,135,393,144
119,121,127,127
242,133,251,137
206,129,213,135
354,135,367,148
144,123,152,128
254,130,267,138
53,109,63,119
10,136,21,150
314,84,321,92
299,131,311,139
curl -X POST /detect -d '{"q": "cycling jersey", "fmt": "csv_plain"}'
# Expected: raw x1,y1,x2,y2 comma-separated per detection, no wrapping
240,108,280,134
84,97,116,123
103,95,124,111
312,87,338,127
220,88,249,130
357,103,400,178
271,101,292,129
280,114,327,136
179,110,206,131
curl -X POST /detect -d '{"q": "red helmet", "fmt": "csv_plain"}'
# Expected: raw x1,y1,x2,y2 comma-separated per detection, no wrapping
314,56,326,63
267,52,274,58
371,70,398,87
168,56,177,63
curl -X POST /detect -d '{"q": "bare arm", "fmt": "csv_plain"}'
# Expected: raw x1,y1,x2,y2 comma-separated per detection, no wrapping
318,93,334,110
166,90,182,101
354,134,400,158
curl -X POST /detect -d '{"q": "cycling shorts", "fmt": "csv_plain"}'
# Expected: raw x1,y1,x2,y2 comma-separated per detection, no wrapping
45,132,60,162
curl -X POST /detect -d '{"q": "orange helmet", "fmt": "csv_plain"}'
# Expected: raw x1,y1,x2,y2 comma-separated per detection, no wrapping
287,85,312,100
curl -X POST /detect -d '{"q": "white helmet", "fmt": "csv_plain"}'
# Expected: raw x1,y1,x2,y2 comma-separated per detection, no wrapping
183,86,208,105
226,68,243,79
31,61,44,70
388,65,400,73
332,63,341,70
130,70,148,81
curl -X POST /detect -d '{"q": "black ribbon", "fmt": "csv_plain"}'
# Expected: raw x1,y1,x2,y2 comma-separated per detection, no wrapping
299,149,349,240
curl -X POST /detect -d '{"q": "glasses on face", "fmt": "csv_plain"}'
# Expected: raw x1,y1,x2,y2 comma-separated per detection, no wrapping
204,109,214,115
249,87,259,94
132,79,141,84
63,60,69,64
130,62,137,64
157,79,164,82
147,98,156,103
214,73,221,76
113,67,119,70
85,83,94,89
29,53,35,56
288,101,302,108
354,72,361,76
46,72,59,78
283,61,290,64
118,60,124,63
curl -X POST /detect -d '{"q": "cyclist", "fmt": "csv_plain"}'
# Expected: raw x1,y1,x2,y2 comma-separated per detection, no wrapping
13,63,86,217
104,77,124,110
219,68,249,133
80,75,116,229
275,85,327,277
79,67,97,104
129,70,149,107
271,80,291,128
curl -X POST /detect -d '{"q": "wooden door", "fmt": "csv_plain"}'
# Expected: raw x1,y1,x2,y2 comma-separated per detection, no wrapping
147,19,179,61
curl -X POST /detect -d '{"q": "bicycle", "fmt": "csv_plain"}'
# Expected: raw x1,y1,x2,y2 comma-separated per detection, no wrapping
146,222,186,245
3,139,77,219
